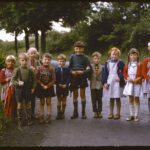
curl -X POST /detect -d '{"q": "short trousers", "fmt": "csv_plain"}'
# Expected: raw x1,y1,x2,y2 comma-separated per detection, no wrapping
35,84,55,98
69,74,88,91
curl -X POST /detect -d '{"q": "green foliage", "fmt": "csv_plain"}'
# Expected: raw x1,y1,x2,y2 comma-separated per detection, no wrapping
0,50,5,70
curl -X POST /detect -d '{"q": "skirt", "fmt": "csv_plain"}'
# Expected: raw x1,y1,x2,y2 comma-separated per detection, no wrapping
35,84,55,98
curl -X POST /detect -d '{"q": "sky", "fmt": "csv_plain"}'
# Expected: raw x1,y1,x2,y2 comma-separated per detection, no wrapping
0,21,71,42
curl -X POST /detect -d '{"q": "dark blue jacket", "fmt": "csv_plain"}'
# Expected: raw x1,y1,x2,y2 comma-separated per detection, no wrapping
55,67,70,86
102,59,125,87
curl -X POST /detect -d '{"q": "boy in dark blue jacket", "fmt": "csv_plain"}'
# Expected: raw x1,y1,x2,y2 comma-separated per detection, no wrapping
55,54,70,119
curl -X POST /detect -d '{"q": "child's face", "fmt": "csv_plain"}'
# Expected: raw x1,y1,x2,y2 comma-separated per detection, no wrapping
19,58,28,67
93,56,101,65
42,57,51,66
74,47,84,55
58,59,66,67
29,50,37,60
130,53,138,62
6,60,15,68
110,51,119,60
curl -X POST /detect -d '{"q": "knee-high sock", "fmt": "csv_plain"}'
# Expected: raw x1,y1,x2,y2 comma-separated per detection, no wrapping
135,105,140,116
129,105,134,116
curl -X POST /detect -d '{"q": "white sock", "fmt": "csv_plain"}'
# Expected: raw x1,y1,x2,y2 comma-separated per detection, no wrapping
129,105,134,116
135,105,140,117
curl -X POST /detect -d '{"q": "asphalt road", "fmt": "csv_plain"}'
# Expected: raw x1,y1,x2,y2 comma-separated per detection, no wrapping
0,84,150,147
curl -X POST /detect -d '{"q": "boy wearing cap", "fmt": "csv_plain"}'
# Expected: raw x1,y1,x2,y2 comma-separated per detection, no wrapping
69,41,92,119
142,42,150,122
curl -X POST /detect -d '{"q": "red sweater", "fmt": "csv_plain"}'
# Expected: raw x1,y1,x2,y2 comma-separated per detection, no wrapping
123,62,142,84
36,65,56,88
0,67,14,84
142,57,150,81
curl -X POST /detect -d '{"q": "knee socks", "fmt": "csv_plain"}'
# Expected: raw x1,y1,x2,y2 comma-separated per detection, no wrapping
110,99,114,114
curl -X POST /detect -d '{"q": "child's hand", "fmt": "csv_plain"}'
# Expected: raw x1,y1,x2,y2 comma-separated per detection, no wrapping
133,77,141,84
127,77,133,83
5,77,11,82
43,85,48,89
76,70,84,75
104,83,109,89
31,89,35,94
72,71,77,77
116,77,120,82
30,66,36,71
61,84,67,88
18,81,24,86
86,66,90,70
59,84,63,87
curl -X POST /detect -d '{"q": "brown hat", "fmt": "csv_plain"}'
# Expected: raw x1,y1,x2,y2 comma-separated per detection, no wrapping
74,41,85,48
128,48,139,56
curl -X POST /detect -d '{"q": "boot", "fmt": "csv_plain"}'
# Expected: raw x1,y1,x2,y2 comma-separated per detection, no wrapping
45,115,51,124
71,100,78,119
56,106,61,120
17,109,23,129
26,108,33,126
81,100,87,119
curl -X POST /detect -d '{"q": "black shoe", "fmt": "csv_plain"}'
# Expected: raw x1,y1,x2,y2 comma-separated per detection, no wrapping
61,113,65,119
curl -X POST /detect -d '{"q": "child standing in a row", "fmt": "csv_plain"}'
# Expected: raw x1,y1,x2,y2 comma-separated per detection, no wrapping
69,41,92,119
12,53,37,128
0,55,16,121
103,47,125,120
27,47,41,119
89,52,103,118
123,48,142,121
36,53,56,124
55,54,70,119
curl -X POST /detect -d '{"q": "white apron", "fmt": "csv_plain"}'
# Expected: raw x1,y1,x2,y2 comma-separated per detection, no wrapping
103,60,122,98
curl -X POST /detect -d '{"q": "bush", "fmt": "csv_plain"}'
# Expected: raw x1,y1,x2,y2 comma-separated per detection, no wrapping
0,53,6,70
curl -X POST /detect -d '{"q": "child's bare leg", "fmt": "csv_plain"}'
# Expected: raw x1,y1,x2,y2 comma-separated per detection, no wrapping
80,88,86,119
56,96,61,119
39,98,45,123
46,97,51,116
114,98,121,120
71,89,78,119
46,97,51,123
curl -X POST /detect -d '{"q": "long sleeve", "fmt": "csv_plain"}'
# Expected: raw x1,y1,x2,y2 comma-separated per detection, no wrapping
12,68,19,86
142,58,150,80
123,64,128,79
0,69,6,84
47,68,56,88
83,56,92,76
102,62,108,84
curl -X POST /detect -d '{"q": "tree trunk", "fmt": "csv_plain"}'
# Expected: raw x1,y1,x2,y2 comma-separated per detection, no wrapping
41,29,46,53
14,31,18,56
24,28,30,52
35,30,39,51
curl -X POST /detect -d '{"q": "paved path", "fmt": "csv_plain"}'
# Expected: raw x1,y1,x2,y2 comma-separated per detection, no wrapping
0,84,150,146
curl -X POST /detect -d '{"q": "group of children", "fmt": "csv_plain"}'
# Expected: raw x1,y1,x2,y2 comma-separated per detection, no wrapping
1,41,150,129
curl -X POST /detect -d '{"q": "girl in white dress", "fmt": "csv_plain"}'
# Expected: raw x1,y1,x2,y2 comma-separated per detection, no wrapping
102,47,125,120
123,48,142,122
